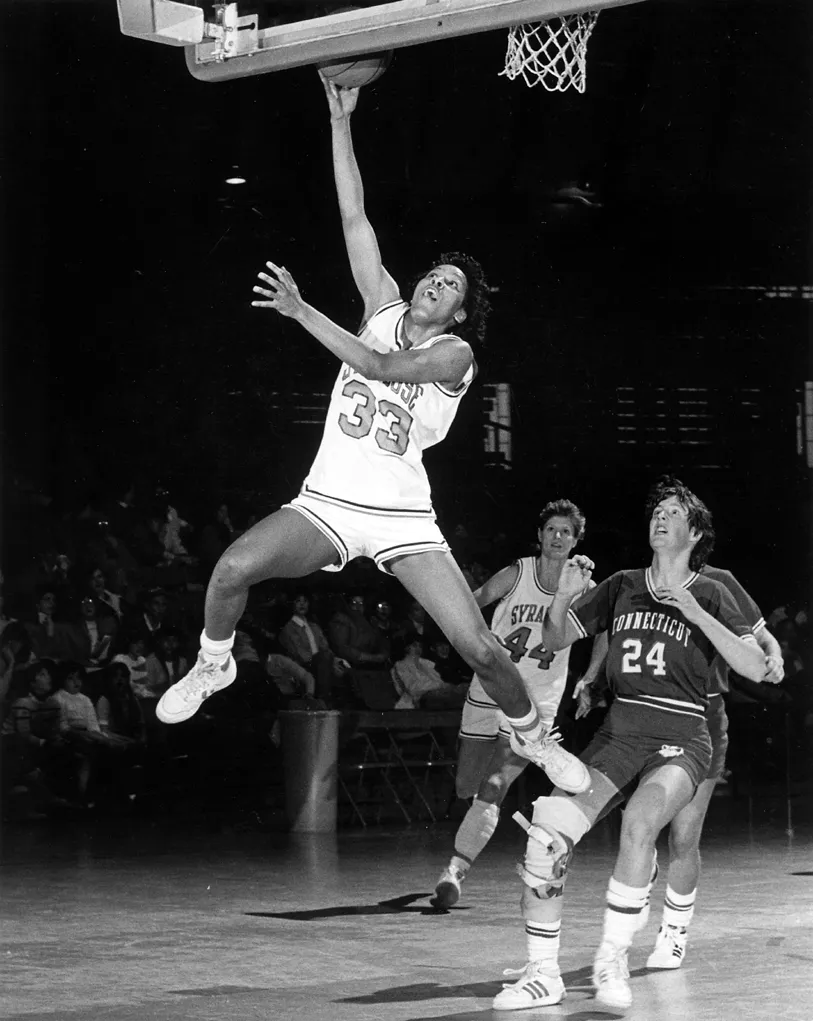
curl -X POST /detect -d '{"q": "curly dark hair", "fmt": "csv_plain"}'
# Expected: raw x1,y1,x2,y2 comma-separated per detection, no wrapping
538,499,587,544
645,475,715,571
410,251,491,345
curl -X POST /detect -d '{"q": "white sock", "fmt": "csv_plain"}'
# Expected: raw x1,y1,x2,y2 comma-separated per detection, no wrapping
526,920,561,972
504,706,544,745
602,877,649,950
454,799,500,866
662,885,696,930
200,630,234,663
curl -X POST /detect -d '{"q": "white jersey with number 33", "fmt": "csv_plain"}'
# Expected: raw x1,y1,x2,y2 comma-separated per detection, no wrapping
491,557,573,719
302,300,475,514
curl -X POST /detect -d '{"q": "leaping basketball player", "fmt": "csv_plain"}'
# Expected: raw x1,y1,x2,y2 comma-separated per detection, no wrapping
155,76,589,795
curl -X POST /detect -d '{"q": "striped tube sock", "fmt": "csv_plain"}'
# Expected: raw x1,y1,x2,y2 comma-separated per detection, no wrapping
661,885,696,930
602,877,649,950
504,705,544,745
526,919,561,971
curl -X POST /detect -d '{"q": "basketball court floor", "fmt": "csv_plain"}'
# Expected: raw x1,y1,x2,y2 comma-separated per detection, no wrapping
2,794,811,1021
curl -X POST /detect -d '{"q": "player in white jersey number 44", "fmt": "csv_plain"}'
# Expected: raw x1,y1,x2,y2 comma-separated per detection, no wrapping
156,77,589,787
433,500,600,910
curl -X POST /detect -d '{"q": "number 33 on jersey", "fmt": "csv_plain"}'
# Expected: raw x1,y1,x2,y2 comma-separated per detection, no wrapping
302,300,475,514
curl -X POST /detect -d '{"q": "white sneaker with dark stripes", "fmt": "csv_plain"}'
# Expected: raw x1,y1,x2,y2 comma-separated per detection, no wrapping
646,924,687,969
593,941,632,1011
492,961,565,1010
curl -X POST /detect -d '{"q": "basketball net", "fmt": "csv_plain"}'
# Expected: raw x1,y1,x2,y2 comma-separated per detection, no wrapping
501,12,599,93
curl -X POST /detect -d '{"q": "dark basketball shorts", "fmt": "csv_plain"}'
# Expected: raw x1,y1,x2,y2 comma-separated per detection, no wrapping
581,699,713,792
704,694,729,781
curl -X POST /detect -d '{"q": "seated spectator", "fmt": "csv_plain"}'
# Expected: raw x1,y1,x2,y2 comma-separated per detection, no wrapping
279,592,345,702
51,661,106,802
125,588,171,651
392,634,467,711
428,634,471,687
393,598,436,656
369,598,396,642
328,593,390,670
24,588,63,661
1,659,66,813
87,566,123,620
55,596,118,683
52,662,106,741
112,632,150,698
143,628,188,700
96,662,146,748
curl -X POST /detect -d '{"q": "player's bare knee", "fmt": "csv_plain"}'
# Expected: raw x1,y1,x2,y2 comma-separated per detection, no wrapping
480,772,511,805
619,812,659,854
463,632,503,681
668,821,701,860
211,551,254,595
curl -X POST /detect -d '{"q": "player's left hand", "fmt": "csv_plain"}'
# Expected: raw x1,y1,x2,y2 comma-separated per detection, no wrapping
762,654,785,685
252,263,305,319
655,584,704,623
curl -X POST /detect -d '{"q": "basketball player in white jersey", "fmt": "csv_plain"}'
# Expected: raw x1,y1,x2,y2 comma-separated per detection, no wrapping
433,499,604,907
154,78,589,794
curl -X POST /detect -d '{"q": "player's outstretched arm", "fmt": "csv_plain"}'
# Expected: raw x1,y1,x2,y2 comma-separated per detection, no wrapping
472,564,520,611
320,74,399,320
252,263,471,386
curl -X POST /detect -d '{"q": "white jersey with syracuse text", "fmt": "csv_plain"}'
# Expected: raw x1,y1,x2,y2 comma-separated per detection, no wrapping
302,300,475,514
490,557,573,720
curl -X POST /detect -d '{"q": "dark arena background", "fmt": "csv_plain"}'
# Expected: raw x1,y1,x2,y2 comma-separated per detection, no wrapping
1,2,811,1020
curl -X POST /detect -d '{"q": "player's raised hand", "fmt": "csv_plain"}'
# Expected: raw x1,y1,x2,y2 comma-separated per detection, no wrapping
557,556,594,599
655,584,704,623
319,72,360,119
252,262,305,319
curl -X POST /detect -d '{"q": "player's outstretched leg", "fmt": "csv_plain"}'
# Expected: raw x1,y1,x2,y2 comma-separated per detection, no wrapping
157,509,339,724
390,551,589,793
433,737,526,908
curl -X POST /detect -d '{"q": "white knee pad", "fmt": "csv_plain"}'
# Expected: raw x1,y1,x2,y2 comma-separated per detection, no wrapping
514,796,592,897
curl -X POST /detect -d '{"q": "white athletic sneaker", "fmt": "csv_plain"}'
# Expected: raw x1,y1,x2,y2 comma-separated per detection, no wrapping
492,961,565,1010
593,942,632,1011
646,924,687,969
156,652,236,724
509,727,590,794
431,864,466,908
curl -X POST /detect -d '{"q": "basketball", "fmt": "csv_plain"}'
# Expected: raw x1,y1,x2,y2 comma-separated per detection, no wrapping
317,50,393,89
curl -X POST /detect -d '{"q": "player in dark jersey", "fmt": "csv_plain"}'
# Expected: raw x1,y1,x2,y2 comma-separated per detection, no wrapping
573,482,785,971
492,480,768,1013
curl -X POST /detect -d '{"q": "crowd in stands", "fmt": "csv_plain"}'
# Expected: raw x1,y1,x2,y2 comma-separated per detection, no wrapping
1,479,810,823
